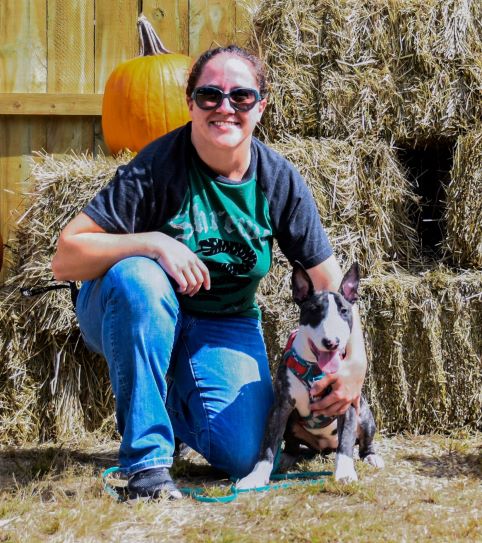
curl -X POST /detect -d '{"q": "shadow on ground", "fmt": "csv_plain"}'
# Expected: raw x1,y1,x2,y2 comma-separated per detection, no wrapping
0,444,227,492
401,447,482,479
0,446,118,490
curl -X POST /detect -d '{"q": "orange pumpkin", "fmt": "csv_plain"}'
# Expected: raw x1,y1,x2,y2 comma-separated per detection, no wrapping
102,15,192,154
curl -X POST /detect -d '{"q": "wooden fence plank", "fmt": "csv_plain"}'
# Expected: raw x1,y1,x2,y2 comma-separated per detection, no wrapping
47,0,95,93
46,0,95,155
0,93,103,115
235,0,256,48
0,0,47,93
95,0,140,93
95,0,140,156
189,0,236,57
0,0,47,283
142,0,189,55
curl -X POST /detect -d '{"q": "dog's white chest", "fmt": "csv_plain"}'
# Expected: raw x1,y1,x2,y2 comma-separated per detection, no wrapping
287,370,312,417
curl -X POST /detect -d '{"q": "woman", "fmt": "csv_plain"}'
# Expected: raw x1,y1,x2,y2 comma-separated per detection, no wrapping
52,45,367,500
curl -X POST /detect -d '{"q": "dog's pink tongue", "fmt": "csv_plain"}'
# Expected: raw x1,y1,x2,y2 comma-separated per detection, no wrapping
317,351,341,374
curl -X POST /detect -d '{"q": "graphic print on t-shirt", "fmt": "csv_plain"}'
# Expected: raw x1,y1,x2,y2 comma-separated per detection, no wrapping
161,160,273,318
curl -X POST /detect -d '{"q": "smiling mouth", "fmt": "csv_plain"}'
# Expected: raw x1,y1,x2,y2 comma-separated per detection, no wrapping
210,120,240,127
308,339,344,374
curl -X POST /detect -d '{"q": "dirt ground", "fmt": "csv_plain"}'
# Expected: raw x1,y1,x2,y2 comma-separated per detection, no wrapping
0,431,480,543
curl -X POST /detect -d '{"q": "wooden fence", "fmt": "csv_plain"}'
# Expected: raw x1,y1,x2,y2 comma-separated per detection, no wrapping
0,0,255,281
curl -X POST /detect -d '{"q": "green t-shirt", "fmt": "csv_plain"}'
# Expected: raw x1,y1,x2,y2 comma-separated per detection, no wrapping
161,158,273,318
84,123,334,319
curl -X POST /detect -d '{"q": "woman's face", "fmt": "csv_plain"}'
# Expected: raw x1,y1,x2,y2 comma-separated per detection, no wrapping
188,53,267,153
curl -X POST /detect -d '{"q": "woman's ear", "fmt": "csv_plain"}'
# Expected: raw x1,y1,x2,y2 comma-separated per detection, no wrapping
186,96,194,114
255,96,268,122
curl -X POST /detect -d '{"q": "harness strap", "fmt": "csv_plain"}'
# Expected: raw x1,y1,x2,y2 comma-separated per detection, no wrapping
283,330,336,429
283,329,325,384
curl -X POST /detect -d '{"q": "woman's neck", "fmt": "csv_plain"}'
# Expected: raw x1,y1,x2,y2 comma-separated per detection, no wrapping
191,136,252,181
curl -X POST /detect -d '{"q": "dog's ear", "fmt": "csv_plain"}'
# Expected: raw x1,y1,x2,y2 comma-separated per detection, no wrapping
292,261,314,305
339,262,360,304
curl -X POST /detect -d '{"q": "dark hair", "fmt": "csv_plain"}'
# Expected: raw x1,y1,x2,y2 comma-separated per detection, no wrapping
186,45,268,98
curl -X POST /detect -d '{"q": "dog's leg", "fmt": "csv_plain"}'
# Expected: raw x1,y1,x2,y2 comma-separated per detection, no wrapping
357,397,384,469
275,414,302,472
236,372,295,489
335,406,358,482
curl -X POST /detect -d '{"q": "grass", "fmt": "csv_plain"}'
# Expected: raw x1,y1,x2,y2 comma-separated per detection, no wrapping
0,433,480,542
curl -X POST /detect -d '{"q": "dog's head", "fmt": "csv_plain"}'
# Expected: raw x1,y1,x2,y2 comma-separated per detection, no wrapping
291,262,359,373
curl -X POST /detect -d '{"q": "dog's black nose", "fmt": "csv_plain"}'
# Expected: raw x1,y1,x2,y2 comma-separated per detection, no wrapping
322,337,340,350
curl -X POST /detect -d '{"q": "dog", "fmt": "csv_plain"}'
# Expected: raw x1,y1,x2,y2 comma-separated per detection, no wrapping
237,262,384,489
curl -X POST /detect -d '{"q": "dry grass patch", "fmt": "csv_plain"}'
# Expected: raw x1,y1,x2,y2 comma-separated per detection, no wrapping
0,433,480,542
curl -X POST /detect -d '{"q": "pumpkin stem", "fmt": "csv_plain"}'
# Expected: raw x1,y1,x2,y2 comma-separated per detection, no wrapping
138,14,171,56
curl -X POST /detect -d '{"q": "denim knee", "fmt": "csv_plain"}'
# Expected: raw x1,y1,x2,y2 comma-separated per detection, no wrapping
102,256,178,320
211,430,261,479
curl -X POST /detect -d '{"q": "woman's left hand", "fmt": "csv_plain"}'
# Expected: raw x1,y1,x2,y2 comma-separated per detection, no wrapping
309,356,365,417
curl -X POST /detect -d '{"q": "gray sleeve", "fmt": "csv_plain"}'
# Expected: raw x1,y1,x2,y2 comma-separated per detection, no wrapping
255,140,333,269
82,124,191,234
83,158,156,234
276,170,333,269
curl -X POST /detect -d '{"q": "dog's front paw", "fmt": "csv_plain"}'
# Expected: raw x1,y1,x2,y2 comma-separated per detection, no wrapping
363,453,385,469
335,454,358,483
236,460,273,490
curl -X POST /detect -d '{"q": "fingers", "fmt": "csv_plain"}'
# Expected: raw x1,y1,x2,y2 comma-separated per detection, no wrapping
176,261,210,296
198,259,211,291
310,374,336,396
310,375,359,416
175,257,211,296
156,246,210,296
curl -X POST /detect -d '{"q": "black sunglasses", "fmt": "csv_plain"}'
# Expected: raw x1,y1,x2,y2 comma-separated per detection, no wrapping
191,86,262,112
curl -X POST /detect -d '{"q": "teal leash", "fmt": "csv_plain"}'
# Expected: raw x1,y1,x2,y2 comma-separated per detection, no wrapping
102,466,129,501
101,464,333,504
178,469,333,503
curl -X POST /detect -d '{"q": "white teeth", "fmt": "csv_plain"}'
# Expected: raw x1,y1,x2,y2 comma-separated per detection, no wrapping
211,121,238,126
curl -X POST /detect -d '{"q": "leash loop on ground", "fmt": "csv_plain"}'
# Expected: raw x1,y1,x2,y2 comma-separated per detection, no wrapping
179,485,239,503
102,466,127,501
101,466,333,503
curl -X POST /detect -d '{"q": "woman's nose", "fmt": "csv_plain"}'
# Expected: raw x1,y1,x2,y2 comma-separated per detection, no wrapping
216,96,236,113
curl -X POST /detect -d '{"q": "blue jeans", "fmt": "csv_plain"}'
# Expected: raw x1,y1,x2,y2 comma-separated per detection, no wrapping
76,256,274,477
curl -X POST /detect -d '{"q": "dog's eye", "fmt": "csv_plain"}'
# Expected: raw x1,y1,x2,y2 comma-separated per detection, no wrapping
340,307,349,316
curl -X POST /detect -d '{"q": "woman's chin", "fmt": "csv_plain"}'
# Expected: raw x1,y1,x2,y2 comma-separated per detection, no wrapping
209,132,246,149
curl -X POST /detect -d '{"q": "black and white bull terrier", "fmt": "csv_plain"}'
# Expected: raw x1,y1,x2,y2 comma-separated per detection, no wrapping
237,262,384,489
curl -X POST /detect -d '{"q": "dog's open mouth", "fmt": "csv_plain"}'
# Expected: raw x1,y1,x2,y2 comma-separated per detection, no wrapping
308,339,343,374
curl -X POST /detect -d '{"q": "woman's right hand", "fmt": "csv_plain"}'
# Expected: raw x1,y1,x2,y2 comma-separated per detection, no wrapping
147,232,210,296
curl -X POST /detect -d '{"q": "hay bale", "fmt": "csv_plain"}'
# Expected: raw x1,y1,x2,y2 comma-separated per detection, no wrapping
444,127,482,268
252,0,482,143
270,135,421,273
0,152,131,443
317,65,401,142
362,268,482,433
259,249,482,433
1,148,479,441
252,0,326,139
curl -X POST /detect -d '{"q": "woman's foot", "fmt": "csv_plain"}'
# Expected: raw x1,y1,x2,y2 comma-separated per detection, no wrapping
127,467,182,500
